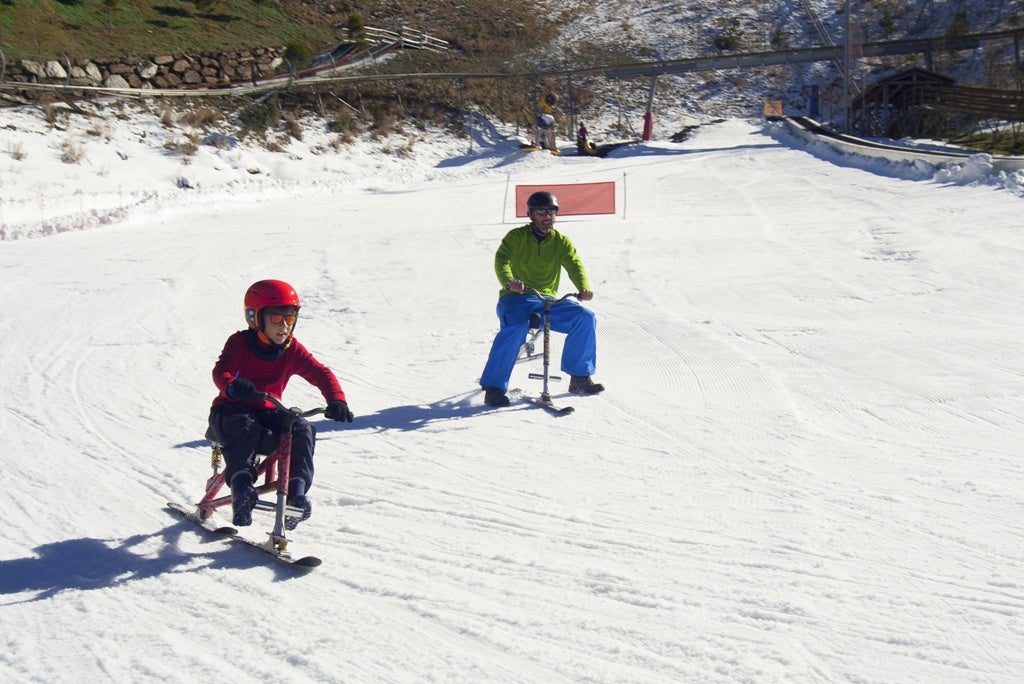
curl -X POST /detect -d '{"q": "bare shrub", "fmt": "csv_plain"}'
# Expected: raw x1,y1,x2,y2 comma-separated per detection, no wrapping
86,124,112,140
163,133,200,157
157,101,176,128
369,111,397,140
328,116,358,136
331,132,353,151
283,112,303,141
397,136,415,159
113,100,132,121
182,132,201,156
238,96,281,136
60,141,85,164
179,106,222,129
8,141,26,161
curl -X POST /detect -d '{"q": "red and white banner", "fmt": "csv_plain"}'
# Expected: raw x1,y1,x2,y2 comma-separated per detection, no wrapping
515,182,616,217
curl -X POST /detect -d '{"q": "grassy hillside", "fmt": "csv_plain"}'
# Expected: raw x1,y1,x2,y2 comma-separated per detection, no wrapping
0,0,327,61
0,0,557,63
0,0,577,147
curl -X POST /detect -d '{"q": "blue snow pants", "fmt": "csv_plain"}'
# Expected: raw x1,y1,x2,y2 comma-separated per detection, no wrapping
480,294,597,392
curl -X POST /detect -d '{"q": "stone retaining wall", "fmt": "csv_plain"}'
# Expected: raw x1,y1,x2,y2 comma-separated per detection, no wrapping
4,46,288,93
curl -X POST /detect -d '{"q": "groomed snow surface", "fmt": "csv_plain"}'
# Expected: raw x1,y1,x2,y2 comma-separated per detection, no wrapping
1,105,1023,683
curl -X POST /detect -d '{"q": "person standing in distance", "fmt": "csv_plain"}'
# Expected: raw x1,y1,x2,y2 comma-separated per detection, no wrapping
576,122,589,154
480,191,605,407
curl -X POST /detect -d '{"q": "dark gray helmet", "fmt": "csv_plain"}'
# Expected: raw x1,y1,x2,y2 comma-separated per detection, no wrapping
526,191,559,209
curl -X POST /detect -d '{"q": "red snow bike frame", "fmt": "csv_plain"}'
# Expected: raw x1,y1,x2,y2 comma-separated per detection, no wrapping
198,393,325,552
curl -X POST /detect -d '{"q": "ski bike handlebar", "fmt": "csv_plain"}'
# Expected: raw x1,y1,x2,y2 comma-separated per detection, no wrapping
515,285,581,302
258,392,327,420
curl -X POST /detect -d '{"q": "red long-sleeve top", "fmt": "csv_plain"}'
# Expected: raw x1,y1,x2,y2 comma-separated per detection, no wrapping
211,329,347,410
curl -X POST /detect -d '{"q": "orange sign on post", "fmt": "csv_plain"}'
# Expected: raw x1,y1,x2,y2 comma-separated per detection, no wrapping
515,182,616,218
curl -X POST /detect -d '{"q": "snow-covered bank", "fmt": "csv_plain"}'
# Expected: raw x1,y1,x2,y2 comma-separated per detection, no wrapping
1,105,1023,682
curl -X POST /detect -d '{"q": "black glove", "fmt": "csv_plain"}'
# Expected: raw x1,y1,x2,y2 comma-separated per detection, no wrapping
326,400,354,423
227,377,257,401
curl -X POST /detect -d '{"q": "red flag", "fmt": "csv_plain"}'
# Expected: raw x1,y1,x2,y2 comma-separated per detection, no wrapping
515,182,615,217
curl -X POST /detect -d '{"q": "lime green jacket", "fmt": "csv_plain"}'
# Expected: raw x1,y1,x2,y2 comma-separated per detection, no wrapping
494,224,590,298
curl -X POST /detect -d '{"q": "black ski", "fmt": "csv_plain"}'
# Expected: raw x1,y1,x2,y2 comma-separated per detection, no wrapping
526,396,575,415
167,501,237,535
508,389,574,415
221,531,322,568
167,502,321,569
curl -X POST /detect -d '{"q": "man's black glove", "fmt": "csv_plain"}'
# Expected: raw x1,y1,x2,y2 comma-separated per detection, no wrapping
227,377,258,401
326,400,354,423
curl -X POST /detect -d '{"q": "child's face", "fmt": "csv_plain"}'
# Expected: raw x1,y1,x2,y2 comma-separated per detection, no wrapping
261,306,298,345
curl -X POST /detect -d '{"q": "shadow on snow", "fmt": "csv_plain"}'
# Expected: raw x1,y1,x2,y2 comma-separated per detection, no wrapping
0,523,307,602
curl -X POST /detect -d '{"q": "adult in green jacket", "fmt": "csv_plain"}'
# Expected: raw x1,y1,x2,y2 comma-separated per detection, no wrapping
480,191,605,406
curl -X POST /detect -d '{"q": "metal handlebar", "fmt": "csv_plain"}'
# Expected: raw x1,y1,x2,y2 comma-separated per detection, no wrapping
519,285,580,302
258,392,327,420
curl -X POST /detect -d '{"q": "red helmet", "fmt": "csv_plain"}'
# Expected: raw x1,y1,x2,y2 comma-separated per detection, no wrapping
244,279,301,329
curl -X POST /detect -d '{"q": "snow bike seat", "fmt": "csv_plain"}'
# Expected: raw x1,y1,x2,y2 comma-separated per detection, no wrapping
529,312,542,330
204,426,280,457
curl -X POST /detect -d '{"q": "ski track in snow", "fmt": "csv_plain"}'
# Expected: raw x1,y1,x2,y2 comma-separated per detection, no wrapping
0,113,1023,683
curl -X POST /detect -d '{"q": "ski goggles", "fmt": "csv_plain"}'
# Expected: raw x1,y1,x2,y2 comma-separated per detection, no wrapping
531,207,558,216
265,312,298,325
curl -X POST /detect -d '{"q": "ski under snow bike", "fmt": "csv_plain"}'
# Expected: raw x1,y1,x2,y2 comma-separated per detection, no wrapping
168,393,325,567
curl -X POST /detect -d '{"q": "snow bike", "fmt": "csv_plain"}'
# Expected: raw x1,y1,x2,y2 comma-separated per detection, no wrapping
168,393,325,567
518,287,579,415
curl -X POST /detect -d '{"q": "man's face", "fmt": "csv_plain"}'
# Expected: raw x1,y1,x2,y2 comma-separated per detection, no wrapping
529,206,558,236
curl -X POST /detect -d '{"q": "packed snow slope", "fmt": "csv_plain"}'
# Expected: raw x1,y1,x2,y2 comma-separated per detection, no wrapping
1,112,1023,683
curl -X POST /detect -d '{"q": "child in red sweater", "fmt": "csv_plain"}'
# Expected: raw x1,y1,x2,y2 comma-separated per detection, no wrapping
208,279,353,528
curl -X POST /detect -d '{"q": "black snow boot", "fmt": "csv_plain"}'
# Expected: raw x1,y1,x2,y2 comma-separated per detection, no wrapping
230,472,258,527
483,387,511,407
285,478,312,531
569,375,605,395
